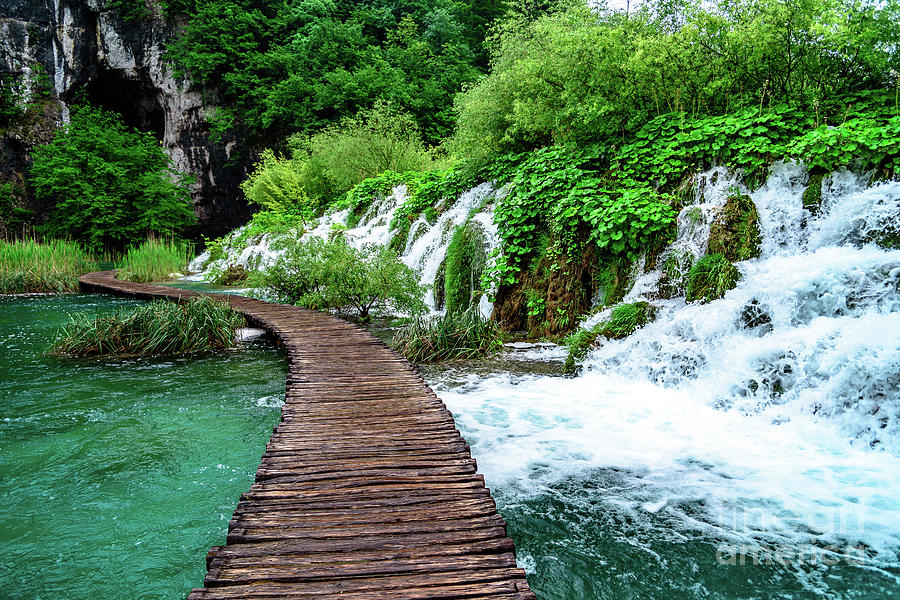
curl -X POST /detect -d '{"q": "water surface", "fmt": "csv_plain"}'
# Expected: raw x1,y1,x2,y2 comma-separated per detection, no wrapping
0,294,286,599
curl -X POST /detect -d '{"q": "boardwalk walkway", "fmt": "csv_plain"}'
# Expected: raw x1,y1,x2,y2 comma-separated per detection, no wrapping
79,271,535,600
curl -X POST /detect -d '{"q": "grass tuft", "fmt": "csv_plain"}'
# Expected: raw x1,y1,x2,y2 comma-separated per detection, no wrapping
392,308,503,363
0,238,94,293
51,297,246,356
563,301,656,372
686,253,741,303
118,239,192,283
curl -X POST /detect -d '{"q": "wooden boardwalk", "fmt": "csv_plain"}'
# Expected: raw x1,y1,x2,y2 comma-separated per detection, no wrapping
79,271,535,600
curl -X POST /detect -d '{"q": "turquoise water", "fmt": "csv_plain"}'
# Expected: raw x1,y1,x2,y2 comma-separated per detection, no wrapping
0,294,286,599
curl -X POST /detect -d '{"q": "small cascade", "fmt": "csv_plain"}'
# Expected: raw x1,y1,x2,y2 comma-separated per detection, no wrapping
189,181,503,316
399,183,497,313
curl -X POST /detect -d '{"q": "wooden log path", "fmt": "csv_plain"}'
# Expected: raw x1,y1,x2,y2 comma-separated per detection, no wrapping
79,271,536,600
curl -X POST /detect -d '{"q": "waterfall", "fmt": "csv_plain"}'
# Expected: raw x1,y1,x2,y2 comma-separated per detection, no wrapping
433,161,900,570
189,182,502,316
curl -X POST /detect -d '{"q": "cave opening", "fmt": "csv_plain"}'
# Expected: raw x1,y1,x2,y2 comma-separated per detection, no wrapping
81,69,165,140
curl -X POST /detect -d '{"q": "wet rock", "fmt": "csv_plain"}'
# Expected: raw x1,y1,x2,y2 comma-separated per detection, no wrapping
738,299,773,333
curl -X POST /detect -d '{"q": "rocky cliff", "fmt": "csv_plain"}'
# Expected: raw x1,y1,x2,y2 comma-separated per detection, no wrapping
0,0,251,237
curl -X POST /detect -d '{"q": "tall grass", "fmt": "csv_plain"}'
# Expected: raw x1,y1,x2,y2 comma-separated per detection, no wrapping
391,308,502,363
118,238,192,283
0,238,94,293
51,297,246,356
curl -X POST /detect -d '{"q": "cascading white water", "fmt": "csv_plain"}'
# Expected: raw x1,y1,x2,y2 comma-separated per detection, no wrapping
432,161,900,577
399,183,497,314
188,182,502,316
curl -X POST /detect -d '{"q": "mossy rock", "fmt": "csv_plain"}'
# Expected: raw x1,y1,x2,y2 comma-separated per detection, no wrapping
216,264,249,285
433,257,446,311
802,173,825,214
686,254,741,303
707,194,761,262
444,220,488,314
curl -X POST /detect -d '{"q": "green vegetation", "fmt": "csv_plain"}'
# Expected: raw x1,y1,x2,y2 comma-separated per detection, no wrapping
453,0,899,166
391,307,502,363
51,297,246,356
166,0,507,144
708,194,762,262
264,237,426,320
0,238,94,293
29,105,195,252
444,221,488,314
803,174,826,213
686,254,742,303
563,301,657,372
118,239,193,283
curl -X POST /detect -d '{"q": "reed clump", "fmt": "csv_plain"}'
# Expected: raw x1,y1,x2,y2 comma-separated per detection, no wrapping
51,297,246,356
0,238,94,293
118,239,192,283
391,308,502,363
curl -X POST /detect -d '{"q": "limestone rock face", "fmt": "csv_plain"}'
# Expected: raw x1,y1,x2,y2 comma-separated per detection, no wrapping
0,0,252,236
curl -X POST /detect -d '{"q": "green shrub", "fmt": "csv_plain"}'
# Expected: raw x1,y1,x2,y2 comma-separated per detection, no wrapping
686,254,741,303
29,104,195,252
240,149,316,222
392,308,502,363
0,238,94,293
51,297,246,356
118,238,193,283
264,237,426,321
295,104,435,204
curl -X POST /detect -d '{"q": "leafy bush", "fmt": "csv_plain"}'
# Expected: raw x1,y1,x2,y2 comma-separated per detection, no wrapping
240,149,316,222
392,308,502,363
118,238,193,283
51,297,246,356
686,254,742,303
453,0,899,166
264,237,426,320
0,239,94,293
29,105,195,252
294,104,436,204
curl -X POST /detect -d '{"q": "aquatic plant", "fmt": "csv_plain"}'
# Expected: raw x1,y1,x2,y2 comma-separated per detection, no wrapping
707,194,762,262
0,238,94,293
51,296,246,356
391,308,502,363
118,238,193,283
686,254,742,303
444,221,488,314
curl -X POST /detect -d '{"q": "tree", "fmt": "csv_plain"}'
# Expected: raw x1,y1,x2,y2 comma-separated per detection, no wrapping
29,105,195,251
265,237,427,320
